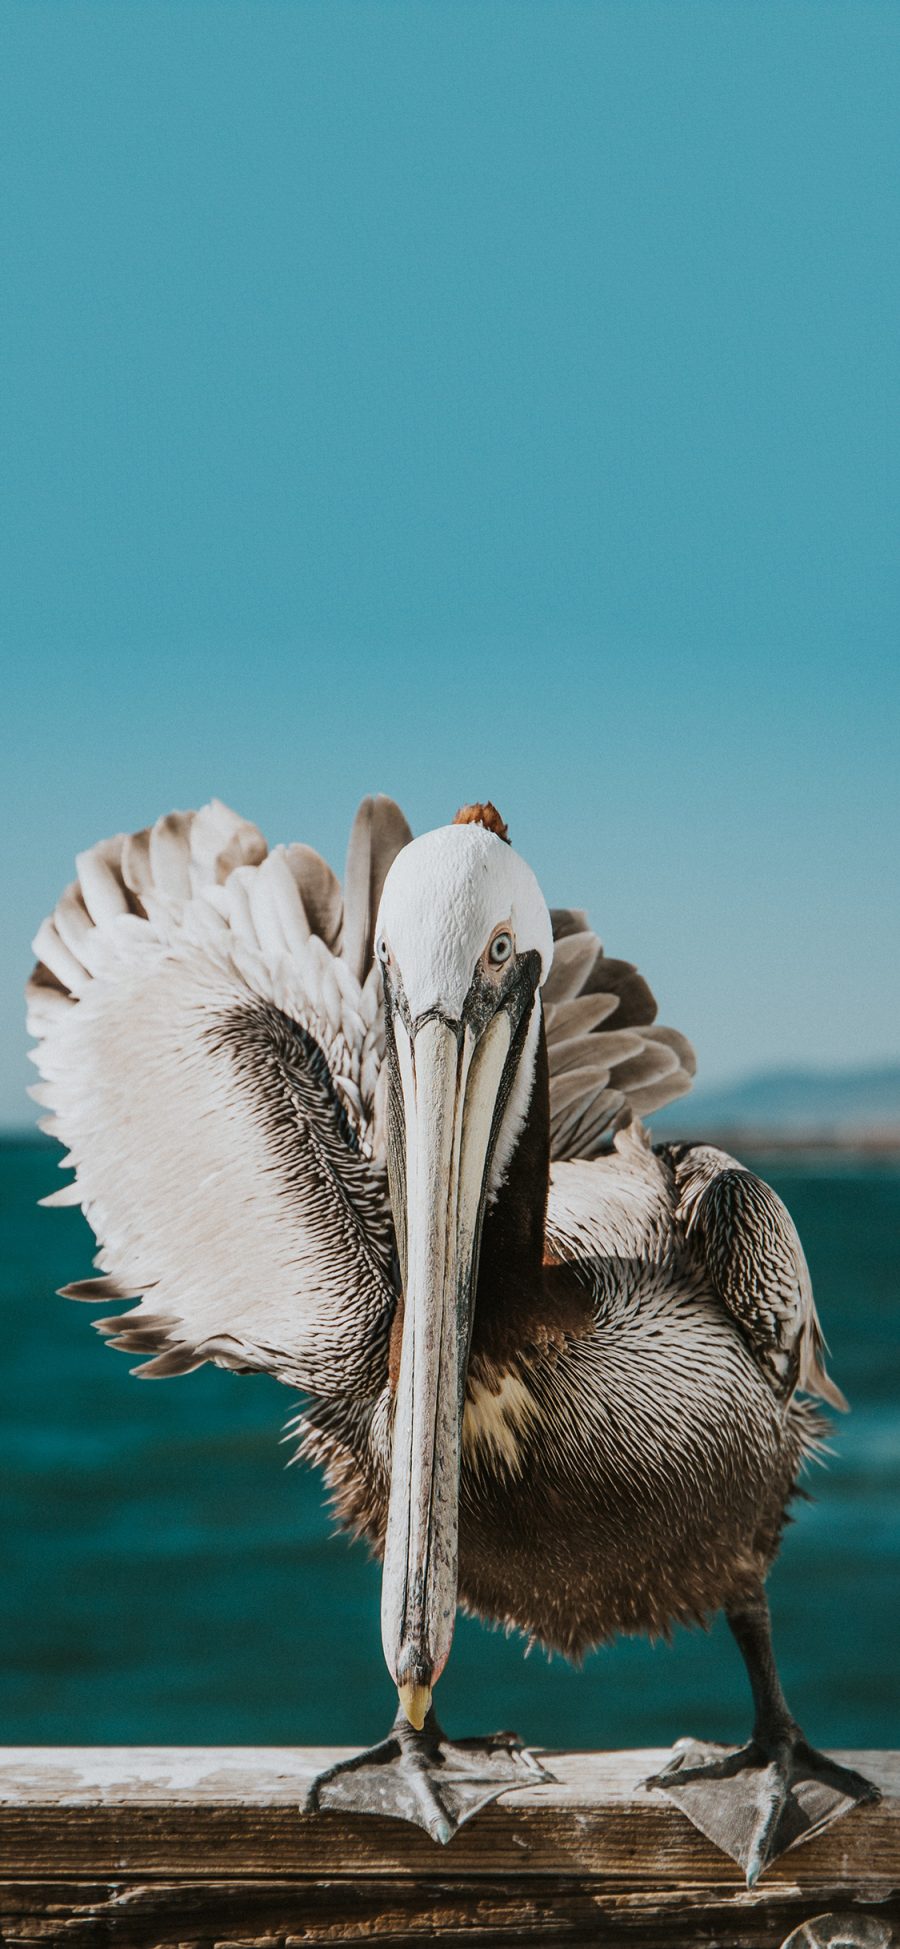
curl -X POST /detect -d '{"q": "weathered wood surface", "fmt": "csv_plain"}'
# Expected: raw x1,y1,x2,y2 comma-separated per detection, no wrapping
0,1745,897,1946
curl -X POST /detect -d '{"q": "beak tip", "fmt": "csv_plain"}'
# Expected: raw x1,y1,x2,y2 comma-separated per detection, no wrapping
398,1680,432,1731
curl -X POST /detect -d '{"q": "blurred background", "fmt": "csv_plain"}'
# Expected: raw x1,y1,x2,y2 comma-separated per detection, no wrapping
1,1,897,1752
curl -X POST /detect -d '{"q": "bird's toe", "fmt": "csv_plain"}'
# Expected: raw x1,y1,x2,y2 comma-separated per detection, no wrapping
793,1740,882,1806
646,1740,760,1791
744,1761,793,1888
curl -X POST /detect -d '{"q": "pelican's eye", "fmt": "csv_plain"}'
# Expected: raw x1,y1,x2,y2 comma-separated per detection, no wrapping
487,928,514,969
376,935,390,967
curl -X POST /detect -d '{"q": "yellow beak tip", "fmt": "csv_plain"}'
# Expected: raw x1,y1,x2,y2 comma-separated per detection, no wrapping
398,1680,432,1731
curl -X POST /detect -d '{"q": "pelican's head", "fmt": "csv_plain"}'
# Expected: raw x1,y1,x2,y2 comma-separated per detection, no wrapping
375,805,553,1731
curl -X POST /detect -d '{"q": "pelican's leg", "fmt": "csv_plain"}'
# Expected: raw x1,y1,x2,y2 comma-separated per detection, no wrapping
647,1588,879,1884
304,1705,551,1844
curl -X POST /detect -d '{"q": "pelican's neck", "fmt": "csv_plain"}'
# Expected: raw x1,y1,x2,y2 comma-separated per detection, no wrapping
475,1006,551,1325
484,997,544,1207
473,1006,594,1365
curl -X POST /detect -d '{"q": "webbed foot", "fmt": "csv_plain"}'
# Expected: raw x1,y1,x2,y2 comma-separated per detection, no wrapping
646,1730,880,1885
305,1706,552,1843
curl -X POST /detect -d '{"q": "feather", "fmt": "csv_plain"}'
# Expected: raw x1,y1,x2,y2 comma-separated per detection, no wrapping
544,915,696,1161
670,1144,846,1407
27,1083,55,1107
39,1181,82,1207
248,851,299,964
265,848,314,957
550,1028,644,1078
102,1327,165,1351
548,907,591,941
25,981,75,1036
134,1347,205,1379
53,883,98,968
76,838,132,925
551,1062,614,1117
149,812,194,902
543,933,599,1004
27,797,398,1397
579,955,658,1026
94,1310,168,1334
59,1276,143,1302
121,827,154,903
341,795,412,985
189,799,267,887
220,866,259,947
544,993,620,1039
551,1089,627,1159
28,960,68,995
644,1023,697,1071
611,1043,681,1094
284,844,343,949
31,918,89,996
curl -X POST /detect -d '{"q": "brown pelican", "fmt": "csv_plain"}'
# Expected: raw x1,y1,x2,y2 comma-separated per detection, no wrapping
27,794,877,1883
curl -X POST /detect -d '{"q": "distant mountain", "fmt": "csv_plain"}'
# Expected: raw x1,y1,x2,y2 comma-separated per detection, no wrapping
650,1061,900,1140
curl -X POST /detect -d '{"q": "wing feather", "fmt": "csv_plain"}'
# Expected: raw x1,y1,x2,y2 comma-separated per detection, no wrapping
544,918,695,1161
341,795,412,985
669,1142,846,1407
28,801,400,1398
284,844,342,950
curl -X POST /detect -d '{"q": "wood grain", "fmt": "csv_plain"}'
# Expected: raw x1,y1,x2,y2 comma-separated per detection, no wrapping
0,1747,896,1946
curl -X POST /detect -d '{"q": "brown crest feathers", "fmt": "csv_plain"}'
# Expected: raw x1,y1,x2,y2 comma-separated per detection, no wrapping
453,801,510,843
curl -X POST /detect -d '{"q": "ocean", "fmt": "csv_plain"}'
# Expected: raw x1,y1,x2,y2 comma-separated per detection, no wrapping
1,1139,897,1753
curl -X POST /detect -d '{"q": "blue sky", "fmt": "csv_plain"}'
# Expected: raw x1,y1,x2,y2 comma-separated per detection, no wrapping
2,1,898,1124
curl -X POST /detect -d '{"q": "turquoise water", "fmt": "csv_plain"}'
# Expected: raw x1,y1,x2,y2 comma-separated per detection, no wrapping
1,1140,897,1752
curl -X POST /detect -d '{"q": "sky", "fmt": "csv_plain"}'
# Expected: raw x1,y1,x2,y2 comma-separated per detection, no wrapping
1,0,898,1126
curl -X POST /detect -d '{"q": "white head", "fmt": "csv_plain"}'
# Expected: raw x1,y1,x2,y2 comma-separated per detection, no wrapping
374,805,554,1737
376,816,553,1022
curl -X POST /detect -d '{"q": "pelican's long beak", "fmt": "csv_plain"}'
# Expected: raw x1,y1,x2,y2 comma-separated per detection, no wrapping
381,1007,511,1730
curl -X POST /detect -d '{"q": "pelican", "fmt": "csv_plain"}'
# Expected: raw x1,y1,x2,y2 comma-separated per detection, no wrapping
26,794,876,1882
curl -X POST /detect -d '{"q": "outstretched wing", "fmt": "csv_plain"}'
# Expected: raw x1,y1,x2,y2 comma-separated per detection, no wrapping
27,796,411,1397
668,1142,846,1408
543,909,695,1160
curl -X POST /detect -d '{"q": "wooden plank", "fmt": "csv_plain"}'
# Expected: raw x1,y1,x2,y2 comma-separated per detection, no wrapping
0,1747,896,1947
1,1745,897,1881
0,1876,897,1948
